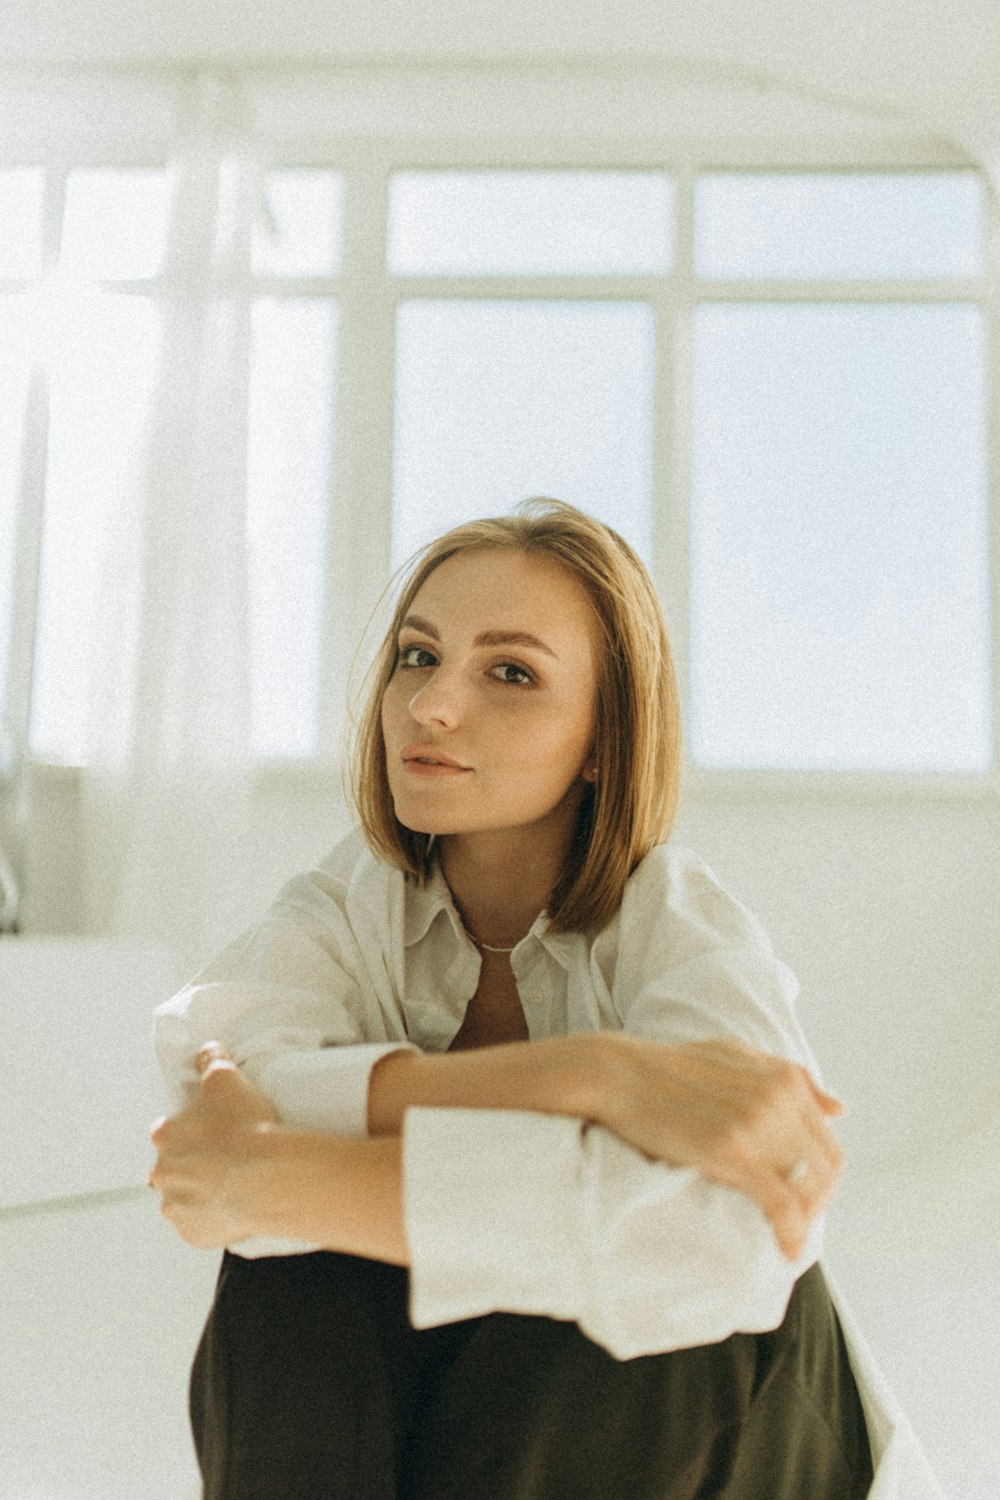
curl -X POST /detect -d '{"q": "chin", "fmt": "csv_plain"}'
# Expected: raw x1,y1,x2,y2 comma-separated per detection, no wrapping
391,800,449,837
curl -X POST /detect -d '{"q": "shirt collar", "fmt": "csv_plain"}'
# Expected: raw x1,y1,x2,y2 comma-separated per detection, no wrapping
403,857,577,972
533,923,577,970
403,858,464,948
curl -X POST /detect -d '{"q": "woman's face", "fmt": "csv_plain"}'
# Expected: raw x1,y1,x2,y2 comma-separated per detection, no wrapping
381,547,599,847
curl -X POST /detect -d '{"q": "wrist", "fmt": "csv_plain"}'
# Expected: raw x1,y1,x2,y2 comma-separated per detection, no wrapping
232,1121,286,1238
561,1032,620,1126
584,1032,639,1137
243,1126,407,1262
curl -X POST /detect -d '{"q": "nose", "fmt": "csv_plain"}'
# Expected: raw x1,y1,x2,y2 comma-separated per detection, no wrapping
407,666,462,730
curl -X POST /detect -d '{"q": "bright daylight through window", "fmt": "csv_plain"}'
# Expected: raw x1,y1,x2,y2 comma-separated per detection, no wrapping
0,164,992,776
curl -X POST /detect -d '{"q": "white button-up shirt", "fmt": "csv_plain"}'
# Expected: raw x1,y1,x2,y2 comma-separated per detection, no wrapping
153,829,944,1498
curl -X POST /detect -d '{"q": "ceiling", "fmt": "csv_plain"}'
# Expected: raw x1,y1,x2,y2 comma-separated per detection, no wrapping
1,0,998,142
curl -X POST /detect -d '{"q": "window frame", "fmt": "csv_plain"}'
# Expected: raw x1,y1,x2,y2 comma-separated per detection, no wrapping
4,130,998,803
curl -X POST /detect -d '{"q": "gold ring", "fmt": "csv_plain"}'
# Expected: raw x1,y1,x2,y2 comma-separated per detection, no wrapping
195,1041,229,1075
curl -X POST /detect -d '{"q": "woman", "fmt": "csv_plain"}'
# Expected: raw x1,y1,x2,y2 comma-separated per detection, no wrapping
151,498,873,1499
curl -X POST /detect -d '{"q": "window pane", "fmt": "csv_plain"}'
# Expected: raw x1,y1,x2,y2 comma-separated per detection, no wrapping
29,293,161,760
0,298,33,708
248,299,337,757
60,168,172,279
392,300,654,566
0,169,44,278
387,171,675,276
689,303,991,773
253,170,344,277
694,172,985,280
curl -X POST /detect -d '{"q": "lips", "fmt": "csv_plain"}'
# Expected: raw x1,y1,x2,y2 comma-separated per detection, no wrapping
401,744,471,771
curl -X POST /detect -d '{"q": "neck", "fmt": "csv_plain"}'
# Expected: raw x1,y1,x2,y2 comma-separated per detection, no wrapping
439,828,569,951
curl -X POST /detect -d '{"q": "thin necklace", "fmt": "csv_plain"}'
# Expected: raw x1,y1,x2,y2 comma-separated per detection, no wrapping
443,866,531,954
471,934,518,954
459,915,522,954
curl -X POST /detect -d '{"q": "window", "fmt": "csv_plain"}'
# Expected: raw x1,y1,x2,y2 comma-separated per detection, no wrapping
387,169,672,566
246,168,343,756
0,165,341,762
1,157,994,783
688,171,990,774
392,299,656,568
690,302,990,773
386,169,675,276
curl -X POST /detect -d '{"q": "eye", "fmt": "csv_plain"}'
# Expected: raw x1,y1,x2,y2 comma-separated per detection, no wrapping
397,644,437,669
490,661,534,687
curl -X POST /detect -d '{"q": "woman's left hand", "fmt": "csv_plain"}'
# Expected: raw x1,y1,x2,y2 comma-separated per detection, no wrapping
149,1044,278,1249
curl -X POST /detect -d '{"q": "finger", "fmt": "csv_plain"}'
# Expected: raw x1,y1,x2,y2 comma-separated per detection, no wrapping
196,1058,279,1127
160,1200,217,1249
763,1174,819,1261
777,1155,837,1235
729,1155,809,1262
794,1111,845,1204
200,1058,241,1084
195,1041,233,1076
745,1120,836,1257
770,1076,844,1198
197,1059,251,1107
771,1140,841,1253
803,1071,845,1116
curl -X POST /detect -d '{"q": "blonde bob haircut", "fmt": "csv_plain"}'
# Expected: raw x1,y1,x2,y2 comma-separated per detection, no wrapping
349,497,682,934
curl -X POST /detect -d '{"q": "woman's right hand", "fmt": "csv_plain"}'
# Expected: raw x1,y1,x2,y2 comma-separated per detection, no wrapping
597,1035,845,1261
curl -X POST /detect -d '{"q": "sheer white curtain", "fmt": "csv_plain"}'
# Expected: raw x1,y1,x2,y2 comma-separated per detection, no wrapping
81,74,261,982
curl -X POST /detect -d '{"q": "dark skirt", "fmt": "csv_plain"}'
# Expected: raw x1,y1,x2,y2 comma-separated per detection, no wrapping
189,1251,873,1500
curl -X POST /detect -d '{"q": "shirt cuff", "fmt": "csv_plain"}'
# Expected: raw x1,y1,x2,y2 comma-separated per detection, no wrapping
403,1107,586,1330
250,1042,417,1135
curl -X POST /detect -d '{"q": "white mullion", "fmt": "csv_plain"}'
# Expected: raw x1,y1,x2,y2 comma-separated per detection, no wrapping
7,370,49,764
320,158,397,763
39,163,65,273
685,279,988,305
15,168,64,762
682,767,1000,805
270,132,964,175
984,181,1000,780
657,162,695,771
381,275,668,301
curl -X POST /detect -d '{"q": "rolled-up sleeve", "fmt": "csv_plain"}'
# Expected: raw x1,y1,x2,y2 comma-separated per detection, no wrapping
154,970,411,1133
152,874,415,1258
404,1106,821,1360
404,1109,587,1330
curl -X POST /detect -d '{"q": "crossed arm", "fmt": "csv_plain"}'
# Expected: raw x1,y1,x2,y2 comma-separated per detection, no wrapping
149,1032,844,1264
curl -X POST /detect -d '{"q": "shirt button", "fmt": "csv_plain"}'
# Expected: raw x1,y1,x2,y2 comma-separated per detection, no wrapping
525,989,545,1006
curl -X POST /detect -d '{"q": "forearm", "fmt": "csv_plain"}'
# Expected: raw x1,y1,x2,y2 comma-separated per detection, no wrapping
213,1038,605,1264
155,1034,839,1269
372,1034,842,1262
366,1034,609,1136
247,1126,409,1265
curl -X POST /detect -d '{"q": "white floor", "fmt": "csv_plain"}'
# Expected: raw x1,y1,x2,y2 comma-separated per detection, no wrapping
1,1190,212,1500
824,1126,1000,1500
1,1133,996,1500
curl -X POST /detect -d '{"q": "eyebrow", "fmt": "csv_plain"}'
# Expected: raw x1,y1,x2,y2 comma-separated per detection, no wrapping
399,613,559,661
